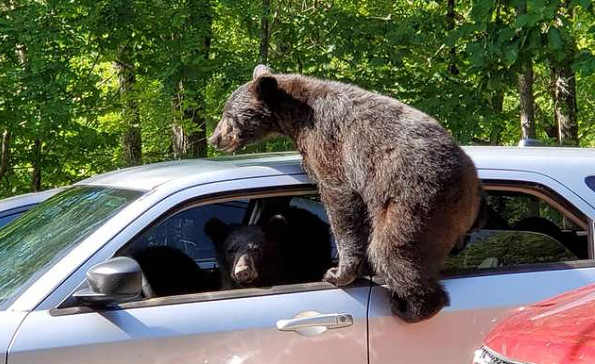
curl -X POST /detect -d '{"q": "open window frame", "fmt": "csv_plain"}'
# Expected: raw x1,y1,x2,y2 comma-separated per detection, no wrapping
441,179,593,279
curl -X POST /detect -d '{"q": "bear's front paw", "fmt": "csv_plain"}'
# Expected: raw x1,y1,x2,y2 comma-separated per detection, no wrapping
389,288,450,323
323,266,357,286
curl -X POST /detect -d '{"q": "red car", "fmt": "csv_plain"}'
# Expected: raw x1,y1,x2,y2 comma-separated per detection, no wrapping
474,283,595,364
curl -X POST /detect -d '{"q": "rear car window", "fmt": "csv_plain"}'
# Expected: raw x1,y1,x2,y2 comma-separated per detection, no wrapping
444,230,577,274
586,176,595,192
443,186,589,276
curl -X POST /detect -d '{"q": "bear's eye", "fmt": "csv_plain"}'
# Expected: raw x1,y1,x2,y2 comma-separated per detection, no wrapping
251,246,262,257
226,246,237,255
231,114,241,126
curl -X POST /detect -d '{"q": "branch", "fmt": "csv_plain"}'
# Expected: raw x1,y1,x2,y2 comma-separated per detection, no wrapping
0,129,11,181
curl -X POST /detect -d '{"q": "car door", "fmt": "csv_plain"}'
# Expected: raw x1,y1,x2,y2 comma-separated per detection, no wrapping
0,312,27,364
11,284,369,364
368,170,595,364
8,180,370,364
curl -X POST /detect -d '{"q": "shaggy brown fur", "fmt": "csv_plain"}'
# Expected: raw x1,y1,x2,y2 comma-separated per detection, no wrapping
210,65,484,322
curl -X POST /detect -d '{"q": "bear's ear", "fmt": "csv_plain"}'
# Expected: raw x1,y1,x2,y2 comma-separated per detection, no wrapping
254,75,278,101
205,217,230,245
265,214,287,239
252,64,277,101
253,64,272,80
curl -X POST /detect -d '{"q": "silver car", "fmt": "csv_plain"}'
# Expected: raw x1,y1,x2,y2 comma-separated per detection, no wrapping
0,188,62,228
2,146,595,364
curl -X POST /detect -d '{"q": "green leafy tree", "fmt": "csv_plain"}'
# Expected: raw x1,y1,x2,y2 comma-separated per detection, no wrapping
0,0,594,199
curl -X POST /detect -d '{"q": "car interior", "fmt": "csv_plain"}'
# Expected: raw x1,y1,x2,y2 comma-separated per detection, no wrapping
114,183,591,300
443,186,590,275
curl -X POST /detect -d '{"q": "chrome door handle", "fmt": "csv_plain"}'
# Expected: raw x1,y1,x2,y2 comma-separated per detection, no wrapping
276,311,353,337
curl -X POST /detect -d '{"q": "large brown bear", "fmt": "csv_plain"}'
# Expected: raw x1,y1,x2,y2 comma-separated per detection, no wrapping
209,65,484,322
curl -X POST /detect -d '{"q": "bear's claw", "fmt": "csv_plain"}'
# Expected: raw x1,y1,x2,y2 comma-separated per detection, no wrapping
323,266,357,286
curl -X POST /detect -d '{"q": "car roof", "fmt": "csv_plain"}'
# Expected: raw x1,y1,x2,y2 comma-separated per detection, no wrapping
75,152,303,191
0,188,64,213
74,146,595,193
465,146,595,176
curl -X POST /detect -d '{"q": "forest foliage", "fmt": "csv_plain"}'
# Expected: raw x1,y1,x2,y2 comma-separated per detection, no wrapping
0,0,594,196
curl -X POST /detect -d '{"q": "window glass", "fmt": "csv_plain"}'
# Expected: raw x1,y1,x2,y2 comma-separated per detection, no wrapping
0,187,141,310
123,200,248,267
586,176,595,192
444,188,588,275
0,212,26,229
444,230,577,273
484,192,581,231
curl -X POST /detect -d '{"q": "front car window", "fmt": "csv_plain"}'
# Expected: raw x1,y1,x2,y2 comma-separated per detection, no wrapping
115,192,336,300
122,200,249,267
0,187,142,309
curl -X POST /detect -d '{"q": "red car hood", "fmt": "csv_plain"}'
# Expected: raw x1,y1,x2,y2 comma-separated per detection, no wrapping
485,283,595,364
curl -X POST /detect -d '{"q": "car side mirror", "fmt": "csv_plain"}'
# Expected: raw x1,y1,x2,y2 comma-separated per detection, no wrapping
74,257,142,306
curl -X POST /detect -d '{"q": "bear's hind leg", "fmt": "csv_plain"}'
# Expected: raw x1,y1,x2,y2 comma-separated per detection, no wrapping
368,207,450,323
370,241,449,322
320,188,370,286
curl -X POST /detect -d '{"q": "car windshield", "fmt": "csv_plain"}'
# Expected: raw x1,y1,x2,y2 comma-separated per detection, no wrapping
0,186,142,309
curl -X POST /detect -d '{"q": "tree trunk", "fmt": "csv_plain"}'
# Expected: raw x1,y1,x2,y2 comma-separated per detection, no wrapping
187,112,208,158
8,6,34,188
192,9,211,159
171,126,186,159
31,139,41,192
515,0,536,140
171,83,208,159
11,27,41,190
0,129,11,181
170,2,212,159
518,60,536,140
489,91,504,145
251,0,271,153
114,48,142,166
171,84,186,159
550,2,578,146
446,0,459,75
551,66,578,145
259,0,270,65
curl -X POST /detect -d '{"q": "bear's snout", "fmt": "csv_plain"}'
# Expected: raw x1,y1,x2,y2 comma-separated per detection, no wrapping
232,253,257,283
210,121,240,152
208,130,222,148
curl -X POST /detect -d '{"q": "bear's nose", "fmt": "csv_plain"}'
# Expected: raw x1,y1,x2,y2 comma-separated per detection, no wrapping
235,266,251,281
209,131,221,147
233,254,257,283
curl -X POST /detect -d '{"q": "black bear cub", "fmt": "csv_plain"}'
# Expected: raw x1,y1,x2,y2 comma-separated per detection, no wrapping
209,65,484,322
205,206,332,288
131,245,221,297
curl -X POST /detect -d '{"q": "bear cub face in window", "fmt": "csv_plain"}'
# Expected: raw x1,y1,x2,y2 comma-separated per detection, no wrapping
205,215,286,287
205,206,333,289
